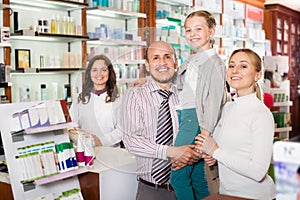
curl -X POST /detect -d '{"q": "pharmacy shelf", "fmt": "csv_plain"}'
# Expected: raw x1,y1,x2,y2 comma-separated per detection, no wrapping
11,68,85,74
113,60,145,65
156,17,182,26
10,0,88,11
10,33,89,43
117,78,137,84
157,0,191,6
247,38,266,43
0,3,9,9
275,127,292,132
87,38,147,46
86,6,146,19
34,167,88,185
273,101,293,107
0,43,11,47
0,82,12,88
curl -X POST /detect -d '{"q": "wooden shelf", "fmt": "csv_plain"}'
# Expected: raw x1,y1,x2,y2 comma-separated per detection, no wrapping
34,167,88,185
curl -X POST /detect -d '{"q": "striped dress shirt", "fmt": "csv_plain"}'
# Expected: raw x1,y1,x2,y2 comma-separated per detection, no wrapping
121,77,179,184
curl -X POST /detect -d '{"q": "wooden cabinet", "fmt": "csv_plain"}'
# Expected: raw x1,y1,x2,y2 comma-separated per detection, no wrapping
264,4,300,139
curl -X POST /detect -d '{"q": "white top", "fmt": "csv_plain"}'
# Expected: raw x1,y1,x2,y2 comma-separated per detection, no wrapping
69,92,122,146
213,93,276,199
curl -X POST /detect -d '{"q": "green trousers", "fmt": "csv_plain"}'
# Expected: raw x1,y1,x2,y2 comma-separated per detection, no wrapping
170,108,209,200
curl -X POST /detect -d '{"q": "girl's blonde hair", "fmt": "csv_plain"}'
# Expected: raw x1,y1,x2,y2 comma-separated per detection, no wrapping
228,48,263,101
184,10,216,29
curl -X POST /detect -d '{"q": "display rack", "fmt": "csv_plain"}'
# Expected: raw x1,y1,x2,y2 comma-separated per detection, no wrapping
0,101,83,199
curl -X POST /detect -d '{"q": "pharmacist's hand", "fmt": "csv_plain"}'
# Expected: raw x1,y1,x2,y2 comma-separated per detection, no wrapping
92,134,102,147
202,154,216,166
68,127,79,144
129,77,147,87
168,145,200,171
197,135,218,156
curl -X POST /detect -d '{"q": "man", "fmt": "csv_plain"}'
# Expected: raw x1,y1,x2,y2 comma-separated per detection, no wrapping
121,41,200,200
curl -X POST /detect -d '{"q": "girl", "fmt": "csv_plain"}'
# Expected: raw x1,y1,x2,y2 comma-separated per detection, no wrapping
170,10,226,200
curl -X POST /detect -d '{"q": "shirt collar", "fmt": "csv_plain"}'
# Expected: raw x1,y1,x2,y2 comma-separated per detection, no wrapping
146,76,177,95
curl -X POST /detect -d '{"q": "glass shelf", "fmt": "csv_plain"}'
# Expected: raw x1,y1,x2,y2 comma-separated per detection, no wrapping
11,68,85,74
113,60,145,65
10,33,89,43
87,38,147,46
0,43,11,47
156,17,182,26
0,3,9,9
10,0,88,11
118,78,137,84
86,6,146,19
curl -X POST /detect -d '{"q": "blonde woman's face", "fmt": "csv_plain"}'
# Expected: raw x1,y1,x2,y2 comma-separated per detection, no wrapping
227,52,262,97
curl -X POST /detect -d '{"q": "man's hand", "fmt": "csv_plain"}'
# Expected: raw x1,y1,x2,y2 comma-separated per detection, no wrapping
92,134,102,147
168,145,200,171
129,77,147,87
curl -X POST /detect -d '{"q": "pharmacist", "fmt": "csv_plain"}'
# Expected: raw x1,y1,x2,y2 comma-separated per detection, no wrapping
69,54,122,147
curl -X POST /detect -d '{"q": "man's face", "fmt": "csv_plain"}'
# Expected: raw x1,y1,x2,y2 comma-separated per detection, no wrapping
146,42,178,88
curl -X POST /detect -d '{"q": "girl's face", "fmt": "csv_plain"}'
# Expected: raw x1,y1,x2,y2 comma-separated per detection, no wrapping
184,16,214,52
227,52,262,97
90,60,109,90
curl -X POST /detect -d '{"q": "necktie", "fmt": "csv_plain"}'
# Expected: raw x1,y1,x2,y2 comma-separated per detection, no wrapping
151,89,173,185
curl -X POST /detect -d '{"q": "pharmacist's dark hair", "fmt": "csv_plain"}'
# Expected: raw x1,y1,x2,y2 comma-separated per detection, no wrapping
228,48,263,101
78,54,118,104
297,166,300,174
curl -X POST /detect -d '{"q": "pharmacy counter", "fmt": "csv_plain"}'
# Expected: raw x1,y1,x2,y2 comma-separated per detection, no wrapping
79,146,138,200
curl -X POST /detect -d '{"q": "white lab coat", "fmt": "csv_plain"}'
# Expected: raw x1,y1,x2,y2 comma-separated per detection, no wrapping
69,92,122,146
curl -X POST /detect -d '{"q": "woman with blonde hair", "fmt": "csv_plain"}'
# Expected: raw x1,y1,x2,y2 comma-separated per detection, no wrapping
196,49,276,199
